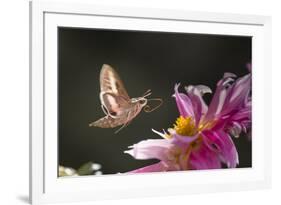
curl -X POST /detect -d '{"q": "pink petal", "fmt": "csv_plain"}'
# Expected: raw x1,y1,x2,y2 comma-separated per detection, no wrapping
185,85,210,125
221,74,251,116
173,83,194,118
171,133,198,149
201,130,238,168
231,106,251,122
127,162,168,173
124,139,173,161
204,75,230,122
189,143,221,170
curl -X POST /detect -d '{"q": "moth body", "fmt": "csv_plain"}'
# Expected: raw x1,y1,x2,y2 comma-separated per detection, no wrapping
89,64,161,133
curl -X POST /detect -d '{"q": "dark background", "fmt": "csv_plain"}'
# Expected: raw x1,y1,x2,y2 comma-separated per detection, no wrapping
58,27,252,175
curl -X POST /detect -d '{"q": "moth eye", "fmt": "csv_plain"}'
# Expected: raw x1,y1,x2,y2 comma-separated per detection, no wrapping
140,100,146,105
110,111,117,116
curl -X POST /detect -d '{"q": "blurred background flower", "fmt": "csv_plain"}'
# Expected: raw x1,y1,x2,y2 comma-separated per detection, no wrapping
59,166,78,177
59,162,102,177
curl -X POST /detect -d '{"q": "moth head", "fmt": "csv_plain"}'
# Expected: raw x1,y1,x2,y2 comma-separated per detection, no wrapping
139,98,148,107
131,97,148,106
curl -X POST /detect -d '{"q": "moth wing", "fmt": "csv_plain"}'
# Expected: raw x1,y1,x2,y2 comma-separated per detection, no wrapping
100,64,130,100
89,115,121,128
101,92,130,116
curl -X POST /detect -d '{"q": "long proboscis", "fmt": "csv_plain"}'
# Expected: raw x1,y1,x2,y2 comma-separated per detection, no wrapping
144,98,163,113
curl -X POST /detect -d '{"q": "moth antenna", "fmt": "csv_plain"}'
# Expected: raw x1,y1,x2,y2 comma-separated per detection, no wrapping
144,98,163,112
142,89,152,98
143,92,152,98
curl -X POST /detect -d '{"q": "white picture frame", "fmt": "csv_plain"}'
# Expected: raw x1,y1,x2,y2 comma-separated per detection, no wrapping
30,0,272,204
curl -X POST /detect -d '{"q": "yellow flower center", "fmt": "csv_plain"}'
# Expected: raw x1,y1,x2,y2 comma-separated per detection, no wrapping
173,116,216,137
174,116,197,136
171,116,214,170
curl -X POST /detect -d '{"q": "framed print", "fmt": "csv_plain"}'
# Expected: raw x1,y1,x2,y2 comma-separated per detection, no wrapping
30,0,272,204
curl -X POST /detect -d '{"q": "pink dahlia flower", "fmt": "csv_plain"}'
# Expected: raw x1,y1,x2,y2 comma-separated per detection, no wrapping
125,71,251,172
